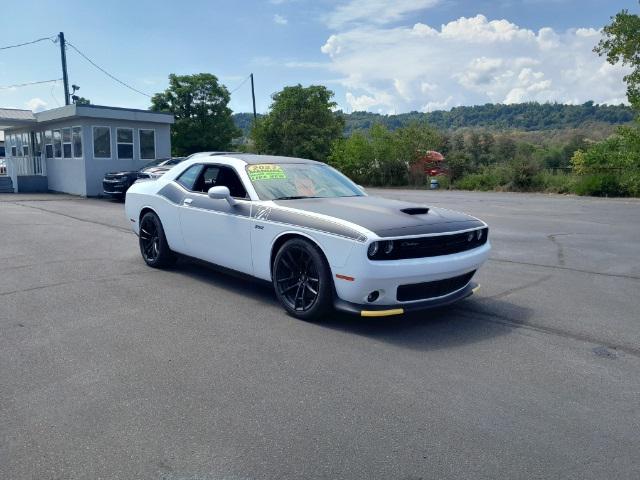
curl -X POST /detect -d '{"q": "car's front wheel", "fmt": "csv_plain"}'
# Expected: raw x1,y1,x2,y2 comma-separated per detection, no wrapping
139,211,176,268
272,238,333,321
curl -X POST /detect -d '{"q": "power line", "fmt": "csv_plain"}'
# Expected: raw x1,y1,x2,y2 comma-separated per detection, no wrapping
0,36,56,51
65,41,152,98
228,75,251,95
50,79,62,107
0,78,62,90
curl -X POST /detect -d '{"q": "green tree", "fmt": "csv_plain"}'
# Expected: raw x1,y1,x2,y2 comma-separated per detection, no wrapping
451,132,465,152
251,84,344,162
496,135,517,162
595,5,640,110
446,150,473,183
395,122,442,186
509,143,541,190
151,73,239,156
371,124,406,186
327,131,373,184
468,131,482,165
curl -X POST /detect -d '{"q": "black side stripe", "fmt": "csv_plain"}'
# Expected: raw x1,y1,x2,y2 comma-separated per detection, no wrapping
158,182,367,243
158,182,185,205
158,183,251,217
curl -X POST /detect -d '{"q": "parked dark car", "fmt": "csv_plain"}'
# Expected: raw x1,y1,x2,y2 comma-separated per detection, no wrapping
102,157,185,197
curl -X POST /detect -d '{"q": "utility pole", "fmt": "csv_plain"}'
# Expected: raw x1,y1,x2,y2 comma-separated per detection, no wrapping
58,32,70,105
250,73,257,121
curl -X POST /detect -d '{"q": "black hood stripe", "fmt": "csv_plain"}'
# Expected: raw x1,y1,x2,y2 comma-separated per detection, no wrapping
252,205,367,242
273,196,484,237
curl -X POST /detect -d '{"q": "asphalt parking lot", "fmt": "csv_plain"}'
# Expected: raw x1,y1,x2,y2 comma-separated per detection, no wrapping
1,189,639,479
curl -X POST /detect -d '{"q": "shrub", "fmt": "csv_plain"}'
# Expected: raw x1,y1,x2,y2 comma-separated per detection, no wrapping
508,155,542,190
573,174,628,197
534,171,575,193
620,173,640,196
433,175,450,190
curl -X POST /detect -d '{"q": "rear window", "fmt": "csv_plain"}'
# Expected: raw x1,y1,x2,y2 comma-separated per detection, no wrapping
176,164,203,190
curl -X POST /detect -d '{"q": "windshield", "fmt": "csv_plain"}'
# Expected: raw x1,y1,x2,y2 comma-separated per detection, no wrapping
247,163,363,200
141,158,166,169
141,158,184,170
163,157,184,166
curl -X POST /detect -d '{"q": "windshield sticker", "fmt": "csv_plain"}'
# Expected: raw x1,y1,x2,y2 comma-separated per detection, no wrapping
248,164,287,181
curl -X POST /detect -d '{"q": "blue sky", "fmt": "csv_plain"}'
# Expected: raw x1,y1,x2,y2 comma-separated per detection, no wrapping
0,0,635,115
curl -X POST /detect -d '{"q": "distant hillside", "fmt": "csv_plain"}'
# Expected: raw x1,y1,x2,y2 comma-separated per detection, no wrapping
233,102,634,138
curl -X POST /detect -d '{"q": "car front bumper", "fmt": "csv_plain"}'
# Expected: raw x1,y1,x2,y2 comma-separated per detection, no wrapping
102,180,127,196
331,242,490,315
334,281,479,316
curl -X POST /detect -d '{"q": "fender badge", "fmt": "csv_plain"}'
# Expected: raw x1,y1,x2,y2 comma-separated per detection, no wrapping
255,206,272,221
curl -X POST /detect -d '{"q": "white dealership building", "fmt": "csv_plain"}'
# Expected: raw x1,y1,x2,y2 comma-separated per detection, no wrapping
0,104,174,195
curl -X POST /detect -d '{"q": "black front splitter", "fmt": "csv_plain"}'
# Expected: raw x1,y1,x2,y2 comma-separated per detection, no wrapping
333,282,478,317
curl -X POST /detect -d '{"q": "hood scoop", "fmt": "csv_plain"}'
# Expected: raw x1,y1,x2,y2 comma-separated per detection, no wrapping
401,207,429,215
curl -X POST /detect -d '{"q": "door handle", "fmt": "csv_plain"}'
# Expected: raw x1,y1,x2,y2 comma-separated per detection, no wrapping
183,198,193,206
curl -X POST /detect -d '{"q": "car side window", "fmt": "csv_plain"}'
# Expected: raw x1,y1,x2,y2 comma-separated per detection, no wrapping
201,166,220,191
176,164,203,190
194,165,248,199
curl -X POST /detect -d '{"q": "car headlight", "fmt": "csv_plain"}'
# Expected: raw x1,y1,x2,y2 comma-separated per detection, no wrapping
367,240,395,259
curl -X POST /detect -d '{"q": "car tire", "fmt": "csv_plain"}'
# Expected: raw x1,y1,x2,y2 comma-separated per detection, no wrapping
139,211,176,268
272,238,333,321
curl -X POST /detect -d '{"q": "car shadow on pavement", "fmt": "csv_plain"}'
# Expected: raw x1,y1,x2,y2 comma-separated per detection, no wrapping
170,258,533,353
172,257,280,305
314,299,534,352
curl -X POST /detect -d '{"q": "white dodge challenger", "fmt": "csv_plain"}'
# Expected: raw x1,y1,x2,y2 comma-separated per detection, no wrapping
125,152,490,320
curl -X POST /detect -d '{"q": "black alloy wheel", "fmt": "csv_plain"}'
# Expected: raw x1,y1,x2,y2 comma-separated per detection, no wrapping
139,211,176,268
273,238,332,320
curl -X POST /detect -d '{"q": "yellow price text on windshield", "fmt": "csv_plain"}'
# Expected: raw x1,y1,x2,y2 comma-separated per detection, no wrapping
248,164,287,181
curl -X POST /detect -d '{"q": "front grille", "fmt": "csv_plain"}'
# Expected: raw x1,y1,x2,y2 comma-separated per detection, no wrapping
102,181,125,193
378,227,488,260
397,271,476,302
104,174,123,181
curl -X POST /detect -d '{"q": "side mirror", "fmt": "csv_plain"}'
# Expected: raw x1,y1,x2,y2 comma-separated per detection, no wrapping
207,186,237,206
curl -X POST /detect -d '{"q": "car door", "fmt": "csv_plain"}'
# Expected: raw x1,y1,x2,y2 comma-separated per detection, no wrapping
177,163,254,274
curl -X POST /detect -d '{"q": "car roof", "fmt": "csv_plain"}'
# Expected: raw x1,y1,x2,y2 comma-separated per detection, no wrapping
192,152,321,165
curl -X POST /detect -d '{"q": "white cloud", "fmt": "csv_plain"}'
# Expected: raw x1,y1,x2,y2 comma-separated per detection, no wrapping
25,97,47,112
273,14,288,25
320,14,629,113
325,0,440,29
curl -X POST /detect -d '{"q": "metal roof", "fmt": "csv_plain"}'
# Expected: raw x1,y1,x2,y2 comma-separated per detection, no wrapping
0,108,36,129
0,104,174,131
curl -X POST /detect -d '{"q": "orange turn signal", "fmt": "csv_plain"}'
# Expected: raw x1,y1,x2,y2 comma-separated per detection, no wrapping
335,274,355,282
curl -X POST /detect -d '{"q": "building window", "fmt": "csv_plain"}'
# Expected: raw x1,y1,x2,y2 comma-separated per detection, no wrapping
44,130,53,159
34,132,42,158
53,129,62,158
62,128,72,158
21,132,30,156
9,135,16,157
72,127,82,158
117,128,134,159
93,126,111,159
139,129,155,160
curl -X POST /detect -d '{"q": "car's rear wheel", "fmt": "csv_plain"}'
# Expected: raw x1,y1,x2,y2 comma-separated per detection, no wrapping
139,211,176,268
273,238,333,321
